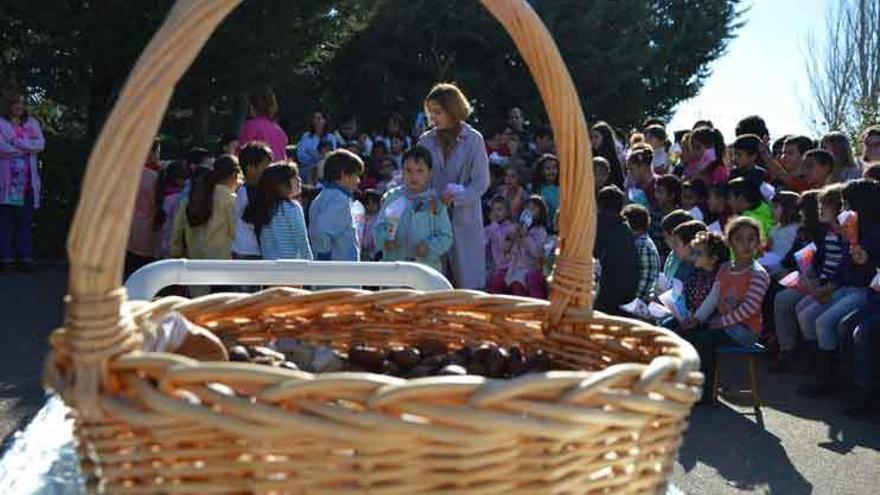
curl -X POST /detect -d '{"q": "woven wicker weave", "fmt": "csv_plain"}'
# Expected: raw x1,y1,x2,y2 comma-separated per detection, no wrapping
46,1,703,493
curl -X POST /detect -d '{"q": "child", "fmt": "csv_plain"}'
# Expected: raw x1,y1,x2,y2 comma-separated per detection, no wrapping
690,217,770,401
171,154,240,260
761,191,800,276
594,186,639,314
705,183,730,230
644,124,670,174
533,154,560,230
622,204,661,301
687,126,728,186
681,179,708,221
773,186,845,372
372,147,453,272
655,174,682,218
593,156,612,193
156,160,190,258
126,140,162,279
730,134,767,186
170,155,241,295
773,135,813,193
243,163,312,261
665,219,707,287
361,189,382,261
728,177,774,241
231,141,273,260
309,149,364,261
362,156,397,194
680,231,729,332
485,196,517,292
802,149,834,189
659,210,696,276
501,195,551,298
799,179,880,397
497,166,529,219
625,143,657,209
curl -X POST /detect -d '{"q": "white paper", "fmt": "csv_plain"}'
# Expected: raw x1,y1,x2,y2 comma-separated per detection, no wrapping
648,301,673,319
142,312,191,353
383,196,409,240
658,277,689,322
657,272,672,292
708,221,722,234
444,183,466,197
688,206,704,222
871,269,880,292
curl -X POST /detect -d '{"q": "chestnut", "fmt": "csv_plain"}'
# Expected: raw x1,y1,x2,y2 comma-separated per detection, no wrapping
416,338,447,357
485,347,509,377
349,345,385,369
389,346,421,369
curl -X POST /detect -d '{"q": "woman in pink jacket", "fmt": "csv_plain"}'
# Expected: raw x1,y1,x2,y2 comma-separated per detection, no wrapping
0,91,44,270
237,87,289,162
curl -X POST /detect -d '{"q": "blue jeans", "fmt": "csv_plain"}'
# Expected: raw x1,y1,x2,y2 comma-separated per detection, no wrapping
813,287,868,351
0,199,34,263
838,306,880,395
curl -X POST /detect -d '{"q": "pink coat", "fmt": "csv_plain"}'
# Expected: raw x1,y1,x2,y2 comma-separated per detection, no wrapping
0,117,44,208
237,116,289,161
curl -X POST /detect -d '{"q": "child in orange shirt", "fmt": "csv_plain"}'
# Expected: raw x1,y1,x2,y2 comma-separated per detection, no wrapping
690,217,770,402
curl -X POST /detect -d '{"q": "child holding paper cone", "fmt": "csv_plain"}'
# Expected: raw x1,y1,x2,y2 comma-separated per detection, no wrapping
373,146,452,273
799,180,880,398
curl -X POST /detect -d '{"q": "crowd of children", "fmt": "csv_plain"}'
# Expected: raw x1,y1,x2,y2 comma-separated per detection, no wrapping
599,115,880,415
118,84,880,416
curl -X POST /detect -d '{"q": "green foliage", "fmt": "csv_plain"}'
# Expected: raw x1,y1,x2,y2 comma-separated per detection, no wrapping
316,0,743,130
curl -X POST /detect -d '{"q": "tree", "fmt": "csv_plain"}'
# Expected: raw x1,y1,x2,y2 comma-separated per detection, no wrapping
805,0,880,134
314,0,743,131
0,0,383,141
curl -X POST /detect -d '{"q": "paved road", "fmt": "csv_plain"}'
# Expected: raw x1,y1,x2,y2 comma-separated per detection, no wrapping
1,265,878,494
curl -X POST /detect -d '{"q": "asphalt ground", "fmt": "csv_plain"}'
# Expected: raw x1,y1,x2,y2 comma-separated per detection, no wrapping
0,264,877,494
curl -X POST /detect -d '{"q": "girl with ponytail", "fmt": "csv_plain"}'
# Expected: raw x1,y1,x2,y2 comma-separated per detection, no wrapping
170,154,241,265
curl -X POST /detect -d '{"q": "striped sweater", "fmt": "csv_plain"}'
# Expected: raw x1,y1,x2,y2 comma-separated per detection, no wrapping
259,200,313,261
818,230,845,283
698,261,770,333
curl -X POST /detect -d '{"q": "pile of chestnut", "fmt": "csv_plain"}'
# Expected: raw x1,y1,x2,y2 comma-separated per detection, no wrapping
226,338,550,379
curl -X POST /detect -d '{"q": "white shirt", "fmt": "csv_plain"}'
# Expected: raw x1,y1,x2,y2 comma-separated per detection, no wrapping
231,186,260,256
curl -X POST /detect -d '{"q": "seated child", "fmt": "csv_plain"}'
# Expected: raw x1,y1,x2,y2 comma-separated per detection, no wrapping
802,149,834,189
372,147,453,272
593,156,612,193
730,134,767,186
681,231,730,331
761,191,800,277
665,219,707,287
682,179,708,222
705,183,730,231
691,217,771,401
728,177,774,241
659,210,696,279
594,186,640,314
497,166,529,219
622,204,661,301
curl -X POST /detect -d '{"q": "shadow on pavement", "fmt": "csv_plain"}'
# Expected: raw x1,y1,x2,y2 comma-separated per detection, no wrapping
679,403,812,494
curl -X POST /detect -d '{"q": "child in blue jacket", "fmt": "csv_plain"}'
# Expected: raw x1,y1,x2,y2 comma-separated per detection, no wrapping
373,147,453,272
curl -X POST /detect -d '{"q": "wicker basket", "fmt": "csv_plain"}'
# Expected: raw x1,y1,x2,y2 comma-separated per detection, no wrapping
46,0,702,493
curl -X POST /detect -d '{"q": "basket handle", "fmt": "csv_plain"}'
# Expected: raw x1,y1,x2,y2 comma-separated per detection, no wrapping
62,0,593,416
480,0,595,323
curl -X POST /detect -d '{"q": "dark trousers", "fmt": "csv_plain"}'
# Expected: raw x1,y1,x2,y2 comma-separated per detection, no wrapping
838,306,880,397
0,201,34,262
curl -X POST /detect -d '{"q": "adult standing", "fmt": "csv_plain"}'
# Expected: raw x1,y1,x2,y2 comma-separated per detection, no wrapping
296,109,340,184
237,86,288,162
418,83,490,289
0,91,44,270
